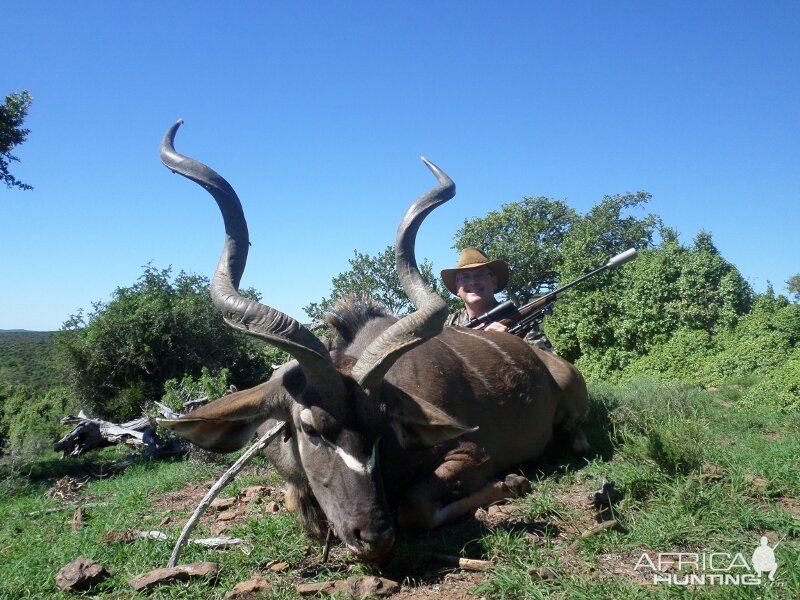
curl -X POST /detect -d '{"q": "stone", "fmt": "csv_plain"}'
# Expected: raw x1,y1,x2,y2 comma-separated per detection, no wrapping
297,580,342,595
267,561,291,573
128,562,218,591
211,497,236,510
225,575,271,599
55,556,111,592
346,575,400,597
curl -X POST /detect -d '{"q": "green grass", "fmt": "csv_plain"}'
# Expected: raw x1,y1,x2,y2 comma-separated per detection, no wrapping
1,380,798,598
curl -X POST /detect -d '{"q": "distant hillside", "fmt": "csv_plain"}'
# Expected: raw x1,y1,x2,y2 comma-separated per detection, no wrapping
0,330,62,388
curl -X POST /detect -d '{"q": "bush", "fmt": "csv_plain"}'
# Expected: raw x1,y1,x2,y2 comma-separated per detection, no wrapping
55,266,275,421
617,328,716,386
0,384,75,456
740,347,800,412
159,367,232,414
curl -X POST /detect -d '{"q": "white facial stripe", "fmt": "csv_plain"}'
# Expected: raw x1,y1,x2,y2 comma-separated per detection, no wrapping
299,408,378,475
335,442,377,476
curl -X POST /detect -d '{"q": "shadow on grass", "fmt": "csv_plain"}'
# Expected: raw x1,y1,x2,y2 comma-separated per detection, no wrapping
0,447,180,494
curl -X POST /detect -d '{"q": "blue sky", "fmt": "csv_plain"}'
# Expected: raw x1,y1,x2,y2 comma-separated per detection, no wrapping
3,1,799,331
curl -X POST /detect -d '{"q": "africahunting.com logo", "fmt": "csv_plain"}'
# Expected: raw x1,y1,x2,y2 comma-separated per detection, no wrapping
635,536,781,586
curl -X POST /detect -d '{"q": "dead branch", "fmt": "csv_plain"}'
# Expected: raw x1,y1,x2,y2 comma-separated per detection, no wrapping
432,554,493,571
167,420,287,568
567,519,627,552
54,407,183,458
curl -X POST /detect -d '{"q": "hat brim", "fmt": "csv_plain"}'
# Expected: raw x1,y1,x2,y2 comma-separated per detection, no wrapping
441,260,509,295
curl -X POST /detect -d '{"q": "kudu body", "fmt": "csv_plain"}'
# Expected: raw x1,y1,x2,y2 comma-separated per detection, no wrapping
159,120,588,563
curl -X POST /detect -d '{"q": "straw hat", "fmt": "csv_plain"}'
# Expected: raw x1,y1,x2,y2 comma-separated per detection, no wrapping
440,247,509,295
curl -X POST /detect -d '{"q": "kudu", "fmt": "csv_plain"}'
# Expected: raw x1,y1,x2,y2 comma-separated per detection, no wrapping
158,120,589,564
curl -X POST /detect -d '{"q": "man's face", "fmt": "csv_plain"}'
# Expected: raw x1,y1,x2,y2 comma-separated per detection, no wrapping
455,267,498,307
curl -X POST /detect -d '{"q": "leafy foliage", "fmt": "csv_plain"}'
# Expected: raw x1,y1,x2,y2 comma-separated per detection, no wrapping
787,273,800,302
0,90,33,190
159,366,233,414
740,346,800,412
0,331,61,388
547,229,753,378
618,287,800,394
0,383,75,456
54,265,274,421
303,245,453,321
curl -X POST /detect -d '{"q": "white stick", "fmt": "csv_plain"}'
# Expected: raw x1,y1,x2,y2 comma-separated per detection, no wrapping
167,420,287,568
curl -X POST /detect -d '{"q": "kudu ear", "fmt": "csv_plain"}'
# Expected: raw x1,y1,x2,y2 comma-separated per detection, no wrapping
387,389,478,450
159,380,289,453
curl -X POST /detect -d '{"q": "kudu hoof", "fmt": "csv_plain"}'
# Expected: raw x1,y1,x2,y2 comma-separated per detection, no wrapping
503,474,532,497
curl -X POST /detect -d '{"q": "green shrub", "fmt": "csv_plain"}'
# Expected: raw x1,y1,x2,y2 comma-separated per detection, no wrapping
616,328,716,386
0,384,76,456
158,367,232,414
740,347,800,412
55,266,274,421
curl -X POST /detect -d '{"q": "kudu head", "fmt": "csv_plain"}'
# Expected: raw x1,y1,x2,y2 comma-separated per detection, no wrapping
158,120,464,562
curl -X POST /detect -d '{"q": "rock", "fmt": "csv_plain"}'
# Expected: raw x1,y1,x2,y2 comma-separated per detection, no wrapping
225,575,271,599
297,576,399,597
128,562,218,591
211,497,237,510
297,580,343,595
55,556,111,592
264,501,281,513
267,561,291,573
347,575,400,597
529,566,555,580
242,485,267,498
217,509,239,521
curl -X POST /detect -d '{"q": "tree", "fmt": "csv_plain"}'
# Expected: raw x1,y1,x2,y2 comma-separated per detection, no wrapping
787,274,800,303
54,265,276,421
304,245,453,322
546,228,753,377
453,192,660,306
1,90,33,190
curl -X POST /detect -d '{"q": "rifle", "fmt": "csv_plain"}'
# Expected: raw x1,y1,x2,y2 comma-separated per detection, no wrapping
464,248,638,336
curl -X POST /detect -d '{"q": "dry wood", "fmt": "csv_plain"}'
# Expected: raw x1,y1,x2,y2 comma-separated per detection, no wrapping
321,527,334,563
432,554,493,571
567,519,626,551
71,506,85,532
54,406,180,457
167,420,287,568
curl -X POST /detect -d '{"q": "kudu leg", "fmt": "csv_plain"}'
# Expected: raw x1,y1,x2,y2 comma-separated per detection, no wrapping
397,457,531,531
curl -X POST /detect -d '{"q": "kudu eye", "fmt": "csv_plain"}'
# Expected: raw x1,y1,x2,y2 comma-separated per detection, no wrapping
299,408,321,440
300,422,320,439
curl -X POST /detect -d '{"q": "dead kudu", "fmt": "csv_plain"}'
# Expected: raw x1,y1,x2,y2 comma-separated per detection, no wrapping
158,120,589,564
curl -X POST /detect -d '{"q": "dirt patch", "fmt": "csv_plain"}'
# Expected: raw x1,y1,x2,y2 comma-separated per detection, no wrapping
778,497,800,518
153,481,285,536
390,571,483,600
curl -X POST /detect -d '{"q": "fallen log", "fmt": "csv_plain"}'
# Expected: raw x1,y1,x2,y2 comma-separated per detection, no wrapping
54,407,183,458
